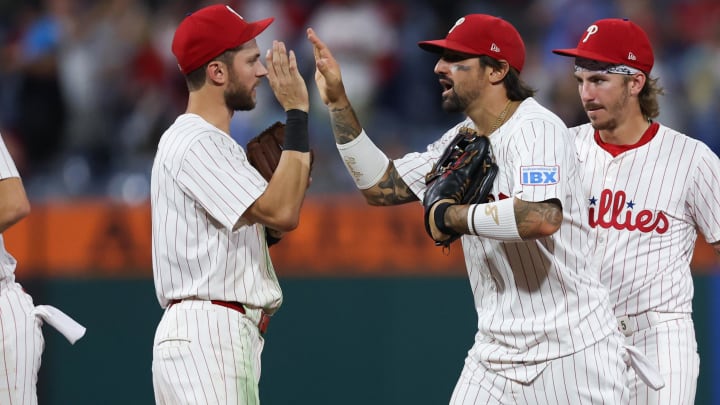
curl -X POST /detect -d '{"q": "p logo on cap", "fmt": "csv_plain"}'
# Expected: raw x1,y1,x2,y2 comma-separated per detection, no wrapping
552,18,654,74
582,25,599,43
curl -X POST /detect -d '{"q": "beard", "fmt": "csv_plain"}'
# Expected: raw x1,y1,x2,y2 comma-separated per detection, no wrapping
441,90,465,113
224,72,256,111
588,112,618,131
441,81,480,114
588,86,630,131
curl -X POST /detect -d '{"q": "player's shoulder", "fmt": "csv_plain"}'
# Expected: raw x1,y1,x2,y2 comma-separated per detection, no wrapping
505,98,570,143
568,123,594,146
516,98,567,127
160,115,229,151
655,123,718,156
156,114,232,169
651,124,720,182
171,114,226,140
568,122,593,136
507,98,571,141
654,123,686,140
565,123,595,162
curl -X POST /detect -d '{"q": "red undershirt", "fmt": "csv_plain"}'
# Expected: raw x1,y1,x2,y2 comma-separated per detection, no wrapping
594,122,659,157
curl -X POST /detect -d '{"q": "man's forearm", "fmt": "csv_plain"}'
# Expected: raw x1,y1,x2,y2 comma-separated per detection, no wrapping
445,198,562,240
329,103,363,144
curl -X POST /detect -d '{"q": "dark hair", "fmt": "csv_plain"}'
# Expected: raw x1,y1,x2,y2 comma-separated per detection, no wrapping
478,55,536,100
184,46,243,91
635,75,664,120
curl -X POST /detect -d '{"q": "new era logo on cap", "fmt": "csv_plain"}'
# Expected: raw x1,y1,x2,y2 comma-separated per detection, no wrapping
552,18,654,73
172,4,274,74
418,14,526,72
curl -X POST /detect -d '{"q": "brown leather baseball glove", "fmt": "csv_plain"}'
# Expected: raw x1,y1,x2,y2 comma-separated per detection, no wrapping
246,121,286,182
246,121,314,181
245,122,314,247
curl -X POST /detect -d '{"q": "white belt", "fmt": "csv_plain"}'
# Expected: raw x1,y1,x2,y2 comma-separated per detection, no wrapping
31,305,87,345
617,311,690,337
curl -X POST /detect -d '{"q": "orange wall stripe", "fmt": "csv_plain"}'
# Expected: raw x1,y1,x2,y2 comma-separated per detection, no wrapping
3,196,718,278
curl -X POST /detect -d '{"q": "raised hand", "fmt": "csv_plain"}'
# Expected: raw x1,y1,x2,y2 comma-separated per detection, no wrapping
306,28,348,107
265,40,309,112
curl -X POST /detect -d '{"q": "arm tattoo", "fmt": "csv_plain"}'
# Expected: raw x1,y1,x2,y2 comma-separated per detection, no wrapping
364,162,418,206
329,104,363,144
328,105,416,206
515,199,563,238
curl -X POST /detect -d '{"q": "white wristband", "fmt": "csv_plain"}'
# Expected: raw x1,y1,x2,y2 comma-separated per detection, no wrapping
336,130,390,189
467,197,523,241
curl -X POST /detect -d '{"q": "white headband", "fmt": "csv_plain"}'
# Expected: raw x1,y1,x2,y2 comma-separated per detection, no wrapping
574,59,643,75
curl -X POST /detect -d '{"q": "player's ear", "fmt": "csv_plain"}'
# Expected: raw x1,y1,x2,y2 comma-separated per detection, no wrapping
206,60,227,85
489,60,510,84
628,72,646,96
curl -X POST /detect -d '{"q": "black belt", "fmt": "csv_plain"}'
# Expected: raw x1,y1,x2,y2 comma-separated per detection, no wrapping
168,299,270,334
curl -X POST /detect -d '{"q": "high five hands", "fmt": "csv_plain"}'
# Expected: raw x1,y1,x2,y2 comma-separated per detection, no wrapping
306,28,349,108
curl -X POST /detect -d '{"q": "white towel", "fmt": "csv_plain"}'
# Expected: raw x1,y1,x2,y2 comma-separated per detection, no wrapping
32,305,87,345
624,344,665,390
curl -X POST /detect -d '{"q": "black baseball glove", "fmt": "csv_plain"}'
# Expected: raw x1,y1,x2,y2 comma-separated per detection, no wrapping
423,127,498,247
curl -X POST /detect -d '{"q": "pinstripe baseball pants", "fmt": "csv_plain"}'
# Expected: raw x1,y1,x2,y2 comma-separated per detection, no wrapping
152,300,265,405
0,280,43,405
450,332,630,404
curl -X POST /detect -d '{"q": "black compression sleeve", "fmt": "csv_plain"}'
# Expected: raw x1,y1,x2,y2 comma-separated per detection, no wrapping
283,109,309,152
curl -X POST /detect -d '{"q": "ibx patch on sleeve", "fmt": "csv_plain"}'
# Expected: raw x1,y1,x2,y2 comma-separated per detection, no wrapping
520,165,560,185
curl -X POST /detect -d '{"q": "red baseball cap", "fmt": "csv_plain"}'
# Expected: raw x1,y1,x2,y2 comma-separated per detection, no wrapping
172,4,274,74
552,18,654,74
418,14,526,72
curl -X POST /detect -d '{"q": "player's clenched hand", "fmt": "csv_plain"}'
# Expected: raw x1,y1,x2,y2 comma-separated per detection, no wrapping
306,28,348,108
426,198,456,243
266,40,309,112
422,130,498,247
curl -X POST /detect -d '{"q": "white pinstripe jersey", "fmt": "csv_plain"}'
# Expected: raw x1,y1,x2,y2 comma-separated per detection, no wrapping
0,134,20,282
572,122,720,317
395,98,618,382
151,114,283,312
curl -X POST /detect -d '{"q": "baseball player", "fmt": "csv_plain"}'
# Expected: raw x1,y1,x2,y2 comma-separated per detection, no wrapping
308,15,629,404
553,18,720,404
0,132,41,404
150,5,311,405
0,134,86,404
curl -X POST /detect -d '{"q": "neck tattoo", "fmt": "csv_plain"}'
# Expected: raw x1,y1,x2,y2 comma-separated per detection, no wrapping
489,100,513,134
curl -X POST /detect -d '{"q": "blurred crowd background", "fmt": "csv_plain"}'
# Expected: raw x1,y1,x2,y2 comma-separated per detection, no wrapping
1,0,718,202
2,2,719,402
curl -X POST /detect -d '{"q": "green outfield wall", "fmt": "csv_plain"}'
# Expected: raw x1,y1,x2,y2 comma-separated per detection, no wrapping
26,276,719,405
